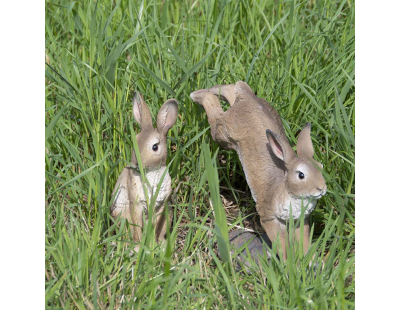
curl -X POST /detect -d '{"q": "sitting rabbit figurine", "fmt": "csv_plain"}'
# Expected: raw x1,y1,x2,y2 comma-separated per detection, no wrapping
190,81,326,260
110,92,178,251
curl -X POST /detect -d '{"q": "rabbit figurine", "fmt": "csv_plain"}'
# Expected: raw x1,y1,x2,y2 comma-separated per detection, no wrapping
190,81,326,260
110,92,178,251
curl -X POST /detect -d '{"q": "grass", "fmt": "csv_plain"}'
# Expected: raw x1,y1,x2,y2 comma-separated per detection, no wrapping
45,0,355,308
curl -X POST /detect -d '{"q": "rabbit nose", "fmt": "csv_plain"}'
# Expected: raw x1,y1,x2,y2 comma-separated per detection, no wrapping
317,186,327,195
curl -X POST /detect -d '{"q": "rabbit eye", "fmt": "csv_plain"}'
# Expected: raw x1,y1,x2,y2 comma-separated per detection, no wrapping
152,144,158,151
298,172,305,179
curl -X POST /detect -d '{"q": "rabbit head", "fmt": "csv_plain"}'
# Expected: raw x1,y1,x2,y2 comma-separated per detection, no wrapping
131,92,178,170
266,123,327,200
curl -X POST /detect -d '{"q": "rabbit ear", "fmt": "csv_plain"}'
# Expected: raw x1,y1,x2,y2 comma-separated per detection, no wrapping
132,92,153,129
266,129,285,161
156,99,178,135
296,123,314,158
266,129,295,164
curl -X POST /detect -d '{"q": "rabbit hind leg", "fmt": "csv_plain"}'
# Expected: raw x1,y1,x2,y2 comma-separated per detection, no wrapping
208,84,236,106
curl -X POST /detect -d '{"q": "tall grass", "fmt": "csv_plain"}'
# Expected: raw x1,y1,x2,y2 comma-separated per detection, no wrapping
45,0,355,308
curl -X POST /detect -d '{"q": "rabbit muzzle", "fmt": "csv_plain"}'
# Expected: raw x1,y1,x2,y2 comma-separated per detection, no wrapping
313,185,327,199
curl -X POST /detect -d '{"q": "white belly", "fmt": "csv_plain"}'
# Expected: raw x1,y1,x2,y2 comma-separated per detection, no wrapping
276,195,317,220
112,167,171,217
134,168,171,214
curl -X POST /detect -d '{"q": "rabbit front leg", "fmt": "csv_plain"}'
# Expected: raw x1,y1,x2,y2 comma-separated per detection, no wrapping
260,216,288,261
154,201,171,244
294,217,310,255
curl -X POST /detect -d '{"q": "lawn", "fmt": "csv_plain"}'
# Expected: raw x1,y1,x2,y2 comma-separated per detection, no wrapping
45,0,355,308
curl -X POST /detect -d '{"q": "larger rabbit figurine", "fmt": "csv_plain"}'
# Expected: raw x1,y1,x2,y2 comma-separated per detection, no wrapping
190,81,326,260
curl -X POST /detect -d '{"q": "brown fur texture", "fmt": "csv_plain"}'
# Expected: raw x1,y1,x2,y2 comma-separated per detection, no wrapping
190,81,326,260
110,93,178,252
